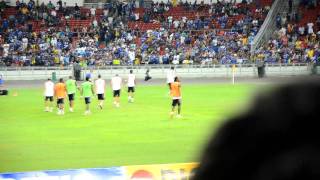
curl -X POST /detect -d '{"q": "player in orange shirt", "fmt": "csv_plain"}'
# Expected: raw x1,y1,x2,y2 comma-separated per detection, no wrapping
170,76,182,118
54,78,67,115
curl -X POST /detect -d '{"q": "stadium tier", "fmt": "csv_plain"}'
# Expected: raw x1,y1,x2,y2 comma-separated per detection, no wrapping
0,0,285,67
252,0,320,64
0,0,318,67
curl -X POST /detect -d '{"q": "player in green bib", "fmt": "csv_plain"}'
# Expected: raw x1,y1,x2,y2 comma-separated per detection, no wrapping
66,76,77,112
81,77,95,115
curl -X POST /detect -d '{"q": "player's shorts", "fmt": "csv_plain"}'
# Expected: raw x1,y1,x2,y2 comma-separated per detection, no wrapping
68,93,75,101
113,90,120,97
45,96,53,102
128,87,135,93
97,94,104,100
85,97,91,104
57,98,64,105
172,99,181,106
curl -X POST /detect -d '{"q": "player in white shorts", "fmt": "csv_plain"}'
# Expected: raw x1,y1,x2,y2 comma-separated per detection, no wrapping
95,74,106,109
111,74,122,107
127,70,136,103
44,78,54,112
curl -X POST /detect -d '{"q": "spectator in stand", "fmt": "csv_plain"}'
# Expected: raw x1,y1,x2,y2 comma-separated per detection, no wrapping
2,18,8,30
47,1,54,9
57,0,62,11
288,0,293,13
90,6,96,17
0,0,6,12
74,3,80,12
0,0,272,66
28,0,35,11
51,8,57,17
15,0,21,10
307,22,314,34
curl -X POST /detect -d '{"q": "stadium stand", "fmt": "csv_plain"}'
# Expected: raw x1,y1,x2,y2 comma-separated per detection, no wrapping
253,0,320,64
0,0,318,67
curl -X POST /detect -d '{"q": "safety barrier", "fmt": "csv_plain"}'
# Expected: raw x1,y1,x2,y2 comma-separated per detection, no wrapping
0,64,312,80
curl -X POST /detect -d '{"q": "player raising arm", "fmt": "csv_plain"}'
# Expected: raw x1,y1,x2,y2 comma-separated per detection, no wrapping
127,70,136,103
95,74,106,109
81,77,95,115
170,76,182,118
54,78,67,115
44,78,54,112
111,74,122,108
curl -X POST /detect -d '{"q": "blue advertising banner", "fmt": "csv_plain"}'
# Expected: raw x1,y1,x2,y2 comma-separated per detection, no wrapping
0,167,125,180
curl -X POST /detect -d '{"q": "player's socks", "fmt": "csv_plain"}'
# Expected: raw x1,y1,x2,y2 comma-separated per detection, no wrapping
176,114,182,118
45,107,49,112
61,110,64,115
49,107,53,112
84,110,91,115
170,111,174,118
131,98,134,103
116,103,120,108
69,108,73,112
57,110,61,115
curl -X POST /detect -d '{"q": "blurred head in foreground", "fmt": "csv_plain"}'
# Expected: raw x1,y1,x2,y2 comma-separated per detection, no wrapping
193,77,320,180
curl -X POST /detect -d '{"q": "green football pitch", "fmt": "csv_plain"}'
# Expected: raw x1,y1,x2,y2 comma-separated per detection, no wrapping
0,83,257,173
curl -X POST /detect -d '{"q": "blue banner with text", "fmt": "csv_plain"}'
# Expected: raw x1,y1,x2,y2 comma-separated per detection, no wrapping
0,167,125,180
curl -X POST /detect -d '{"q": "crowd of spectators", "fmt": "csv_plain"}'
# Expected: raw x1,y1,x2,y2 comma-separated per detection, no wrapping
253,0,320,64
0,0,271,67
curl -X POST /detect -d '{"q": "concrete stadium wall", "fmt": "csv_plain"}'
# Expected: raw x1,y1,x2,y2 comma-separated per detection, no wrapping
0,65,311,80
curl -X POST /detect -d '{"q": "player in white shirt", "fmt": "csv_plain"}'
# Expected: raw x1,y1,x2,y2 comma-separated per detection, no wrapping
127,70,136,103
44,78,54,112
166,66,176,90
95,74,106,109
111,74,122,107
